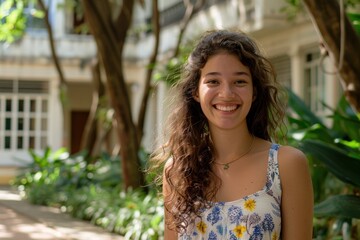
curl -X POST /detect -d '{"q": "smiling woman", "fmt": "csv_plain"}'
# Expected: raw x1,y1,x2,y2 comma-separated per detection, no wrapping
150,30,314,240
194,53,254,132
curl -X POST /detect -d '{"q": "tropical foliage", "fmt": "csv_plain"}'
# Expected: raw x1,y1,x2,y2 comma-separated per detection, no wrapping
12,148,164,240
287,90,360,239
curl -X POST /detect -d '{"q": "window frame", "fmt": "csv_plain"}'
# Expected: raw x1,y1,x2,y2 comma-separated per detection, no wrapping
302,48,327,117
0,79,49,152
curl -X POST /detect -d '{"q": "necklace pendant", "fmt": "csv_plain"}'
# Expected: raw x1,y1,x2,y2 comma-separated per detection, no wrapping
223,164,230,170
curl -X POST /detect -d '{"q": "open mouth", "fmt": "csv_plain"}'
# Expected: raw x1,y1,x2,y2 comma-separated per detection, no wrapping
214,104,239,112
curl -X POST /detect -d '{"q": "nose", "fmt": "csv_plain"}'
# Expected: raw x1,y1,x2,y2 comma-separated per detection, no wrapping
218,83,235,98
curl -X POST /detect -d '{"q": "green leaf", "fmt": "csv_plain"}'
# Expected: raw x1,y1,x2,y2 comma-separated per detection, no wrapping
287,116,310,129
332,96,360,141
314,195,360,219
307,155,329,203
0,0,27,43
31,9,45,18
50,147,69,160
300,139,360,187
348,12,360,35
336,95,358,119
286,88,324,127
0,0,15,13
289,124,333,143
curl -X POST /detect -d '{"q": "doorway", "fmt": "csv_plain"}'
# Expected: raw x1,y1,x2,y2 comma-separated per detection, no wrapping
70,111,89,154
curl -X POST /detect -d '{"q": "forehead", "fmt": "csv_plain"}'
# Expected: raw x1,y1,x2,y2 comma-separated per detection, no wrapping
201,53,251,75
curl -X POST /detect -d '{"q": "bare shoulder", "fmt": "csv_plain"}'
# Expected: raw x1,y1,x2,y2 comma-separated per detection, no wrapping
277,145,308,168
277,145,313,201
277,145,314,239
277,145,311,184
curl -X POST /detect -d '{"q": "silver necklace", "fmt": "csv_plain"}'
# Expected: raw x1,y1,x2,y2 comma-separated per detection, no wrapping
214,135,255,170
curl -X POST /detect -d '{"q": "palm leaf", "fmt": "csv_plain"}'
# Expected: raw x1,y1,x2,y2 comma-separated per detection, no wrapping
300,139,360,188
287,88,324,127
314,195,360,219
331,96,360,140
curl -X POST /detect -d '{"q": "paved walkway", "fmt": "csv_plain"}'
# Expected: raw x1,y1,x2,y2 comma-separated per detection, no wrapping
0,185,124,240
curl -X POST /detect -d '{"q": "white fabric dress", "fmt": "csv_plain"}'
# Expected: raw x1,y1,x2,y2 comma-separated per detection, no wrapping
179,144,282,240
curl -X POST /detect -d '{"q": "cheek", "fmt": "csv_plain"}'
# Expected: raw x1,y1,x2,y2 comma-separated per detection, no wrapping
237,87,253,98
199,90,215,107
196,86,207,101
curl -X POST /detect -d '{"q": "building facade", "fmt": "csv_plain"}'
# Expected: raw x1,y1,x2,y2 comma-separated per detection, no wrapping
0,0,342,183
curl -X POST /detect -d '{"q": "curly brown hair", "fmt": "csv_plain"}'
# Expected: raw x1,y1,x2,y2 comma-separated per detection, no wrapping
150,29,286,234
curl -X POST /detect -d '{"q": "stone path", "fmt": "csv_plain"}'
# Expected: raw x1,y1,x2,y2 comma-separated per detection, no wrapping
0,186,124,240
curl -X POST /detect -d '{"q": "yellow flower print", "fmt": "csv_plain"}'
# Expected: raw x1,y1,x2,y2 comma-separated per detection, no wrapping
272,231,278,240
244,199,256,211
196,221,207,234
233,225,246,238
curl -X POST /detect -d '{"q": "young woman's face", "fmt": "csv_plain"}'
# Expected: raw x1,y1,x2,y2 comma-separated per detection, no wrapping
195,53,254,132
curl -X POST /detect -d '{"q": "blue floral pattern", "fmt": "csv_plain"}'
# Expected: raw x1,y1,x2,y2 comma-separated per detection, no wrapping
179,144,281,240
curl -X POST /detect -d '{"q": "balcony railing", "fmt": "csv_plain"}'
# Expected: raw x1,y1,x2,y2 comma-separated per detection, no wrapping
154,0,228,28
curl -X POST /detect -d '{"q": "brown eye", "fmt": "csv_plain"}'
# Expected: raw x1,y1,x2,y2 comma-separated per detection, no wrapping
235,80,247,85
206,80,219,85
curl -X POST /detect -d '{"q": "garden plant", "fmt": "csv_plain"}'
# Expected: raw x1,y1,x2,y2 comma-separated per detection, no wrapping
286,90,360,239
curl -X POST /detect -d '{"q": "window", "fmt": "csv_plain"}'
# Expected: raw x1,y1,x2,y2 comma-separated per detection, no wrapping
155,0,225,28
0,80,49,151
270,55,291,88
64,0,90,34
303,50,326,116
243,0,257,25
70,0,86,34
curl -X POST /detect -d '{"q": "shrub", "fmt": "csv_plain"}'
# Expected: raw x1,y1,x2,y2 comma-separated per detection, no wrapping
12,149,164,240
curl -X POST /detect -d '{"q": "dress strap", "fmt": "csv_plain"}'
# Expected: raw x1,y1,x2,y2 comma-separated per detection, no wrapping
270,143,280,163
266,144,281,191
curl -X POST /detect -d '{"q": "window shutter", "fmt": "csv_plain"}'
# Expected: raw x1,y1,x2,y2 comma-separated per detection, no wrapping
270,55,291,88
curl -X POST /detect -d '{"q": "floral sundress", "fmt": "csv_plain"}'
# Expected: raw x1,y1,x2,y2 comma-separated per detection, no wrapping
179,144,282,240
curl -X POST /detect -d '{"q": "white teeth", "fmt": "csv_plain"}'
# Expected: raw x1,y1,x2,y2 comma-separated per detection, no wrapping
215,105,237,112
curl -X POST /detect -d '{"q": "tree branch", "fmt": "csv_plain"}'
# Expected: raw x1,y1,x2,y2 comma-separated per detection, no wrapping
173,0,206,57
137,0,160,142
38,0,66,90
114,0,135,47
302,0,360,112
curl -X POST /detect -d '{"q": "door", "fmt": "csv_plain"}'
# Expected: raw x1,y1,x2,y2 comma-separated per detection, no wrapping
70,111,89,154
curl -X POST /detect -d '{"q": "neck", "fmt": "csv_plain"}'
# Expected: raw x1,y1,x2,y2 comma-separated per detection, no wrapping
210,127,253,163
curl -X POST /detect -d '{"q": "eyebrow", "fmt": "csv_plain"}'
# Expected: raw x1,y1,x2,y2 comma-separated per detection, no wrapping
204,71,250,77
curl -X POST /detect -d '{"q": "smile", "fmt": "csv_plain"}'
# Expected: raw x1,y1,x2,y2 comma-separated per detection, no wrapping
214,104,239,112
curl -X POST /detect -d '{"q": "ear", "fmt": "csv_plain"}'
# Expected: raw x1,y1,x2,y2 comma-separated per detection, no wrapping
252,88,257,102
193,90,200,102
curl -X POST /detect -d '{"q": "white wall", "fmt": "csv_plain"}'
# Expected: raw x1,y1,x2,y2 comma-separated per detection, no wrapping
133,0,342,148
0,0,343,161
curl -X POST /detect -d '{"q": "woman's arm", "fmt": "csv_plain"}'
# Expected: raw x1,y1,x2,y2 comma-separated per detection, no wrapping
163,208,178,239
278,146,314,240
163,162,178,240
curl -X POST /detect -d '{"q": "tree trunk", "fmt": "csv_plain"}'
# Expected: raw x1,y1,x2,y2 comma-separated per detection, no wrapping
302,0,360,113
80,56,104,160
82,0,145,189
